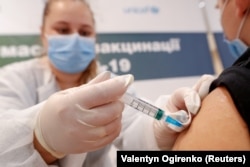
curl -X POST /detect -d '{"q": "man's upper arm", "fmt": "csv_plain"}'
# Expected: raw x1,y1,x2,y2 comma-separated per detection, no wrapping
172,86,250,150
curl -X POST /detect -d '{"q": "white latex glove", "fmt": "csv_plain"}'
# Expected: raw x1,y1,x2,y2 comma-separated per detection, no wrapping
153,74,216,150
192,74,216,100
34,71,134,158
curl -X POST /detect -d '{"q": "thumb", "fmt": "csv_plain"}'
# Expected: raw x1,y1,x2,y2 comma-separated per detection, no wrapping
169,87,200,115
72,74,134,109
192,74,215,100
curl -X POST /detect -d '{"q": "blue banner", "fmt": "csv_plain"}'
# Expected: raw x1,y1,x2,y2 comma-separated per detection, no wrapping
97,33,214,80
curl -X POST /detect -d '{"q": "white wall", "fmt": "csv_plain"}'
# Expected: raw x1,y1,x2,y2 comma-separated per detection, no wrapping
0,0,221,34
0,0,44,34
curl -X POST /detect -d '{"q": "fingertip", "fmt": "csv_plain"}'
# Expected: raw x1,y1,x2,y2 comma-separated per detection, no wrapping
124,74,134,87
113,74,134,88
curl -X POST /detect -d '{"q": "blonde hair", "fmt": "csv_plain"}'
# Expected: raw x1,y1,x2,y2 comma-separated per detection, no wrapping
42,0,95,26
42,0,98,84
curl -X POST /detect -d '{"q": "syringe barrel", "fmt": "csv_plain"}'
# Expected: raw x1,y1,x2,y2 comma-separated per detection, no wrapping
120,93,164,120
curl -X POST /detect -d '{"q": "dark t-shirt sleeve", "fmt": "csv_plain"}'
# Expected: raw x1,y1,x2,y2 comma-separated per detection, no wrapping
209,48,250,131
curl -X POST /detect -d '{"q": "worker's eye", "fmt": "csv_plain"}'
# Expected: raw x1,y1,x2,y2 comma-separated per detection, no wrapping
56,27,71,35
79,29,92,37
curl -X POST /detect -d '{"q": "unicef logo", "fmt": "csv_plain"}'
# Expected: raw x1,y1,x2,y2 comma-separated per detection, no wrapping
123,6,160,14
150,6,159,14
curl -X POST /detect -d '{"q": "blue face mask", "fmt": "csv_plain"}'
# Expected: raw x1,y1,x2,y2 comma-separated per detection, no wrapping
224,38,248,59
47,34,95,74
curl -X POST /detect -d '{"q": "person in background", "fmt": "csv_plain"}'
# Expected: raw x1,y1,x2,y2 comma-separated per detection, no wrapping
172,0,250,150
0,0,210,166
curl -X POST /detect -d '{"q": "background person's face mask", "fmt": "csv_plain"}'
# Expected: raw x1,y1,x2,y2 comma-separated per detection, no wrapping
222,1,249,59
224,38,248,59
47,34,95,74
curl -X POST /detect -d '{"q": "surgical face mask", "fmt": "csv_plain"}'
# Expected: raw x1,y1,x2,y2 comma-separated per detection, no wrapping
224,38,248,59
47,34,95,74
222,2,249,59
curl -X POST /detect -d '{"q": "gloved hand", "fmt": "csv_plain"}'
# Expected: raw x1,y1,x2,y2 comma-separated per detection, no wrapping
192,74,216,100
34,71,134,158
153,74,216,150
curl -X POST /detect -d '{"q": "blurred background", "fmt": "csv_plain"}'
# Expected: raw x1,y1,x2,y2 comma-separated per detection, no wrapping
0,0,235,101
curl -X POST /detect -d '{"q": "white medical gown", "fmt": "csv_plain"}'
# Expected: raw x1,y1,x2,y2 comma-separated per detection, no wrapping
0,58,159,167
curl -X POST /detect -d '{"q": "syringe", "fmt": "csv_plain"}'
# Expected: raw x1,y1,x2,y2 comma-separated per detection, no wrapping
120,93,164,120
120,92,190,131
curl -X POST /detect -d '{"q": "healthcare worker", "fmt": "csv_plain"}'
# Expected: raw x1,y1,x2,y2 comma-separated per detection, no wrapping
0,0,213,166
172,0,250,150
